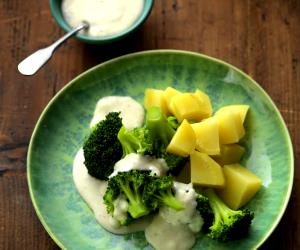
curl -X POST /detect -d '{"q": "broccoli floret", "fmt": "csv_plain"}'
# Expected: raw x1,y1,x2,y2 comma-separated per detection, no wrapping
115,107,186,173
83,112,123,180
145,176,185,211
145,107,187,174
162,152,188,175
167,116,180,130
103,170,153,222
105,193,132,226
145,107,176,147
196,193,214,232
204,189,254,242
117,126,153,157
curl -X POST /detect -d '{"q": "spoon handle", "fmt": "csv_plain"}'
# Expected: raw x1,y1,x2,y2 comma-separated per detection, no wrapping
18,22,89,76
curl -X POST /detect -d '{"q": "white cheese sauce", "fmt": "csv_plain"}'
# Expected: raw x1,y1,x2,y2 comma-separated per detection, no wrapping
73,96,203,249
62,0,144,37
145,215,195,250
90,96,145,129
145,183,203,250
73,148,152,234
109,153,168,178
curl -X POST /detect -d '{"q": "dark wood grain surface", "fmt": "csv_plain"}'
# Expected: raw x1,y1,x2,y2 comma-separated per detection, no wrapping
0,0,299,249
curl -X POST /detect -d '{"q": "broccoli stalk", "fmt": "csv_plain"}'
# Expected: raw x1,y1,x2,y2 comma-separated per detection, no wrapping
196,193,214,232
117,126,153,158
167,116,180,130
204,189,254,242
145,107,175,147
145,107,187,174
146,176,184,211
119,178,149,218
83,112,123,180
104,171,185,225
103,170,153,222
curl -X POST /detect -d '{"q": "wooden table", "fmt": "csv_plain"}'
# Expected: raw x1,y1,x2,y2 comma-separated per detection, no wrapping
0,1,299,249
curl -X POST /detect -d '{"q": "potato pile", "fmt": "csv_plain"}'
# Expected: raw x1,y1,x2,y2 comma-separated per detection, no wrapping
144,87,261,210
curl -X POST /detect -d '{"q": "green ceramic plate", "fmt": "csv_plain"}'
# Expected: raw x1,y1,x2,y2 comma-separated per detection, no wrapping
27,50,293,250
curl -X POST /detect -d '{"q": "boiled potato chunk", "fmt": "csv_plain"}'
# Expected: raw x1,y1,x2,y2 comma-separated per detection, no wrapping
217,164,262,209
215,109,245,144
192,89,213,118
164,87,181,114
215,105,249,123
191,117,220,155
144,88,169,115
170,93,205,122
166,119,196,157
190,151,225,188
212,144,245,166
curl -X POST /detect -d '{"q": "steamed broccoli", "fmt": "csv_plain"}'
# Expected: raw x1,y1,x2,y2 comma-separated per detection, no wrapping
145,176,184,211
161,152,188,175
103,170,185,225
145,107,176,147
145,107,187,173
83,112,123,180
204,189,254,242
196,193,214,232
103,170,153,222
167,116,180,130
117,126,153,157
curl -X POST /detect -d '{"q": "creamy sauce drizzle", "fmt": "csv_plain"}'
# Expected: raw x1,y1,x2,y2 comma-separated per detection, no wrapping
109,153,168,178
90,96,145,129
73,96,203,249
145,183,203,250
62,0,144,37
73,149,151,234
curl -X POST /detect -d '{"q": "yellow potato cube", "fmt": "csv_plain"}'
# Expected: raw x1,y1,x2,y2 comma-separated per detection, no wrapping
190,151,225,188
164,87,181,114
212,144,245,166
215,105,249,123
170,93,204,122
144,88,169,115
191,117,220,155
217,164,262,209
166,119,196,157
192,89,213,118
215,109,245,144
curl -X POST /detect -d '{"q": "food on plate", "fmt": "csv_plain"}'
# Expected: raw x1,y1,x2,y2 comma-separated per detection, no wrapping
73,86,262,250
215,108,245,144
62,0,144,37
83,112,123,180
215,105,250,124
145,182,203,250
190,151,225,188
191,117,220,155
144,88,169,115
192,90,213,118
90,96,145,129
217,164,262,210
166,119,196,157
201,189,254,242
212,144,245,166
163,87,182,114
117,125,154,157
170,93,208,122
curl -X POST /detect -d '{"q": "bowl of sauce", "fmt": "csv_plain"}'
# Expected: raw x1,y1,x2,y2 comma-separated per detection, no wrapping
49,0,154,44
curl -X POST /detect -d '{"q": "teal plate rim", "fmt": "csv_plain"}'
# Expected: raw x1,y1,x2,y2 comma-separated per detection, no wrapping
27,49,294,250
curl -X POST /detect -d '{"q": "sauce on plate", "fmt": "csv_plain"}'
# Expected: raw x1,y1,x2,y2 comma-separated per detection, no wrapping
72,96,203,249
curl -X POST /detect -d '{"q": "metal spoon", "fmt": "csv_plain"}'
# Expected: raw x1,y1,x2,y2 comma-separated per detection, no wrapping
18,22,89,76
